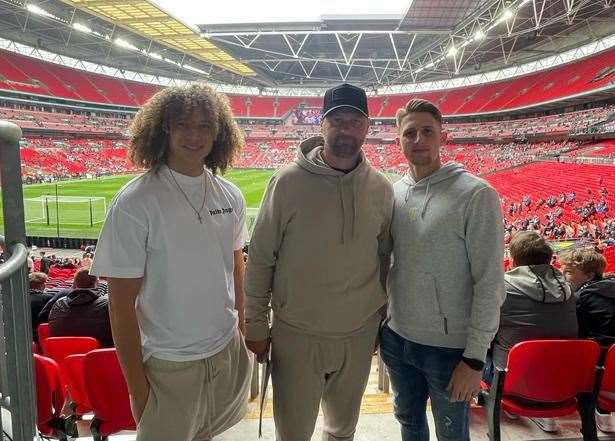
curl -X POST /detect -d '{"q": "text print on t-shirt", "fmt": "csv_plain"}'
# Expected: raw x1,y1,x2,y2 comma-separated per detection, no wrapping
209,207,234,216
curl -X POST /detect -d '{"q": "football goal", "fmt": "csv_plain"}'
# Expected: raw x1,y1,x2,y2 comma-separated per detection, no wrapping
24,196,107,226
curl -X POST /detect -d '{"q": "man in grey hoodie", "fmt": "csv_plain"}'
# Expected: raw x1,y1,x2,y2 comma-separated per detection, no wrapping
381,99,505,441
492,231,576,369
245,84,394,441
489,231,576,433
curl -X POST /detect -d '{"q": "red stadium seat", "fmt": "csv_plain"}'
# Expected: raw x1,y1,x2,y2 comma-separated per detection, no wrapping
38,323,50,343
61,354,92,415
84,348,136,440
598,345,615,412
34,354,68,440
1,46,614,113
41,336,100,364
481,340,601,441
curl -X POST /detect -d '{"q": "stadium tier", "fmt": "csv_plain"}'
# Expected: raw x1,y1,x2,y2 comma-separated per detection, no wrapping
1,105,612,139
1,47,614,116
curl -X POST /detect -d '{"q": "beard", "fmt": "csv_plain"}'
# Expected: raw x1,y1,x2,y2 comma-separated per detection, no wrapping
329,135,362,158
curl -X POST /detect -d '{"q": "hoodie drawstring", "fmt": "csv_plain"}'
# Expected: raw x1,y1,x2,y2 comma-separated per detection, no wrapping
339,179,346,244
420,177,431,219
404,175,432,219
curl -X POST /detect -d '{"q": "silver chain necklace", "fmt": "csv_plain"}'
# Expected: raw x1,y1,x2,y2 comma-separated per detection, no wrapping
167,167,207,223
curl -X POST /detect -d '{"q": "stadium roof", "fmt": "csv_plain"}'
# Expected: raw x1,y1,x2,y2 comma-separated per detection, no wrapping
59,0,255,76
0,0,613,90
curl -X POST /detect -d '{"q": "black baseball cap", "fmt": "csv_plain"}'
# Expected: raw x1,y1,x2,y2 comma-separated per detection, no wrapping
322,83,369,118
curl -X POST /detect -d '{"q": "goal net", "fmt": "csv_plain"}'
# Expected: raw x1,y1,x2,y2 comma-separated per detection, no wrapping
24,196,107,226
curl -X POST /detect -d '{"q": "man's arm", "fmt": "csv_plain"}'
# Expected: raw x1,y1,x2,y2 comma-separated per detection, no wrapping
462,186,506,362
233,249,246,335
245,175,286,361
107,277,148,422
448,186,505,402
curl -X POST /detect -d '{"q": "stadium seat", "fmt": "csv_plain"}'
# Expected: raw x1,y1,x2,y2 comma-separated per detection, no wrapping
38,323,50,343
84,348,136,441
34,354,68,440
61,354,92,415
598,345,615,412
41,336,100,364
480,340,601,441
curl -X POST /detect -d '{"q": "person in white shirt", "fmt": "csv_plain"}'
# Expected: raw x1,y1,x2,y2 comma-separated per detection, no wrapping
90,84,252,441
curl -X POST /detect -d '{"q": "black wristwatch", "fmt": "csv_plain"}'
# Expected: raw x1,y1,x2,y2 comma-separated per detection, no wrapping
462,356,485,371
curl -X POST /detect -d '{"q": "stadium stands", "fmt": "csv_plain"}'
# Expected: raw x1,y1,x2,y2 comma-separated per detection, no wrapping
1,47,613,115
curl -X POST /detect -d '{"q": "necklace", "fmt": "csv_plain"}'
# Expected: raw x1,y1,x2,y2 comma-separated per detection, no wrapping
168,167,207,223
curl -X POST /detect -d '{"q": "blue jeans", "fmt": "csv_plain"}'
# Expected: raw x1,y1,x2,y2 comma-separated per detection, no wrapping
380,325,470,441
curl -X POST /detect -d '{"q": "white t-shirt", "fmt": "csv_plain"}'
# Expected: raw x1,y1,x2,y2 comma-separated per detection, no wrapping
90,165,248,361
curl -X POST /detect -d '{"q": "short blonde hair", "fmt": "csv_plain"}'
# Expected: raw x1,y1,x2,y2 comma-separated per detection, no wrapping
395,98,443,128
559,247,607,278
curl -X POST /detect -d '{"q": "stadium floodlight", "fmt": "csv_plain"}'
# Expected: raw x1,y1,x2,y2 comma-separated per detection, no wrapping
499,9,514,22
424,61,436,69
447,46,458,57
518,0,532,7
149,52,163,60
114,38,138,51
26,4,54,18
72,23,92,34
474,29,486,41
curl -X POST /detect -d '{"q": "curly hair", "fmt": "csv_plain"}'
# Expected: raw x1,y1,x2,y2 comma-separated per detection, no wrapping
128,83,244,175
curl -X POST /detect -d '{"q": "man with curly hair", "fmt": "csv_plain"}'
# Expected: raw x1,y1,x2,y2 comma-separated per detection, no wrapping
90,84,252,441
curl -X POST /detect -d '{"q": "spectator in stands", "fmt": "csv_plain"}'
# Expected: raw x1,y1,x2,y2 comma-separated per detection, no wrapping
29,272,53,342
47,268,113,347
560,247,615,432
382,98,505,441
560,248,615,346
90,84,251,441
490,231,577,433
245,83,394,441
80,252,93,268
492,231,576,368
39,251,51,274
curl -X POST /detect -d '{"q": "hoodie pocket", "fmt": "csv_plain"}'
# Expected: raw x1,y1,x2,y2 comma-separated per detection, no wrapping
404,272,447,331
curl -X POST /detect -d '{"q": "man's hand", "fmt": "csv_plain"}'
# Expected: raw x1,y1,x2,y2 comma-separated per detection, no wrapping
446,361,482,402
129,377,150,424
246,339,270,363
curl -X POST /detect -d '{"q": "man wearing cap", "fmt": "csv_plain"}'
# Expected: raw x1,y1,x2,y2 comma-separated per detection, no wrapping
245,83,394,441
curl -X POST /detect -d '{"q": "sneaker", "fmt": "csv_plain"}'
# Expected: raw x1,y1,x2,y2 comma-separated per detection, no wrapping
596,410,615,433
529,417,558,433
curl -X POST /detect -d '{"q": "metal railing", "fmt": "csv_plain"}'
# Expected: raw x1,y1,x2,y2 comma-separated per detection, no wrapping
0,120,36,440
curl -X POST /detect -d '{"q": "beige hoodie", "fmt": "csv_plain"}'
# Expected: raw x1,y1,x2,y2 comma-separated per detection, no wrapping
245,136,394,340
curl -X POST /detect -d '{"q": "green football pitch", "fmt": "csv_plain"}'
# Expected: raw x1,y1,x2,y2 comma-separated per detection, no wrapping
0,168,276,239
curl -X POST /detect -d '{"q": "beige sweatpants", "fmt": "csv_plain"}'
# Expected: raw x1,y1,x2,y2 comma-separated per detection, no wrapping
271,318,380,441
137,329,252,441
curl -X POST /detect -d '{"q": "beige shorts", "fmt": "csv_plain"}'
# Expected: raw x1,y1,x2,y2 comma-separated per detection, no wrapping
137,329,252,441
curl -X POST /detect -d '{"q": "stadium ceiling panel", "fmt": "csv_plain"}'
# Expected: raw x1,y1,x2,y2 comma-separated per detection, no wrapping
59,0,255,76
200,0,614,88
399,0,484,31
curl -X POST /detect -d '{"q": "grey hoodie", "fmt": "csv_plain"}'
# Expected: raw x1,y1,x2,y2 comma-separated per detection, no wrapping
245,136,394,340
388,162,505,362
493,265,577,367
